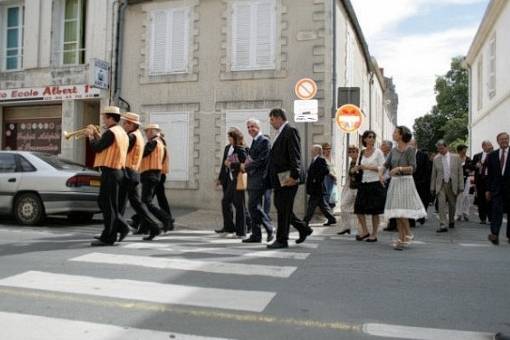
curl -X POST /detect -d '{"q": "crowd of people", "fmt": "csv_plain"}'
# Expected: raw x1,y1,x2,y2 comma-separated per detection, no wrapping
86,105,509,250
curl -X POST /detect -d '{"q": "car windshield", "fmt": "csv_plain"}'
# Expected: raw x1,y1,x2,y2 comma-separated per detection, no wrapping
34,152,88,171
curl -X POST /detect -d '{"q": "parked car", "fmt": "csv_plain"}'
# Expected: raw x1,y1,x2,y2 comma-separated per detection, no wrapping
0,151,101,225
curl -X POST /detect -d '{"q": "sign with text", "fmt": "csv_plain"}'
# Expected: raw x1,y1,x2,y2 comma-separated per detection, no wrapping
3,118,62,154
294,100,318,122
90,58,110,89
0,85,101,103
335,104,363,133
294,78,318,100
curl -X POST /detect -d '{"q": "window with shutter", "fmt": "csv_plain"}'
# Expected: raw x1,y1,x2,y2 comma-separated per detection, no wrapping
487,35,496,99
232,0,276,71
477,57,483,110
150,112,190,181
149,7,190,75
3,4,24,71
62,0,86,65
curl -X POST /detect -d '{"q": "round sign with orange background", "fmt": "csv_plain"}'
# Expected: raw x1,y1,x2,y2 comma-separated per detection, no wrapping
335,104,363,133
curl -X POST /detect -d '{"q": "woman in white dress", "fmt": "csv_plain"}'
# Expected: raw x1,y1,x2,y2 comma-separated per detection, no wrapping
384,126,427,250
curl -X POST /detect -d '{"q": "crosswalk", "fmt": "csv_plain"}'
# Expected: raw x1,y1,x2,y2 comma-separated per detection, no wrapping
0,229,325,339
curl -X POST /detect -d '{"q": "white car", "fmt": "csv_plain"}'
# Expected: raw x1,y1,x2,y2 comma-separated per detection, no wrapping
0,151,101,225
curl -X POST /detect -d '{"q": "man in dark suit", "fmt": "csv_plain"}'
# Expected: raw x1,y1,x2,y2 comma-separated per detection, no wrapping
303,145,336,226
410,139,432,226
265,108,313,249
486,132,510,245
242,118,274,243
473,140,494,224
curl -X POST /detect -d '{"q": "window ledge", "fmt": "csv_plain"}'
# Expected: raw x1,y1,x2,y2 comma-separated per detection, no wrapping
220,69,287,81
140,72,198,85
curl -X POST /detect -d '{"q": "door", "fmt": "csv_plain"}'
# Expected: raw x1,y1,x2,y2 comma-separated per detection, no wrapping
0,153,21,213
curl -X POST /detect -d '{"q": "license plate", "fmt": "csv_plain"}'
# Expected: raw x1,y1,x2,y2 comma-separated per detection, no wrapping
90,179,100,187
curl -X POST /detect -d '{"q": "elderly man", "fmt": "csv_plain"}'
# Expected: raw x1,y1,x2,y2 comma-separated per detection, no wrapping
303,145,337,227
430,140,464,232
472,140,494,224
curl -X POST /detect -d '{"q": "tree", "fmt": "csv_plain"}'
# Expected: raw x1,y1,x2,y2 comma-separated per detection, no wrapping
414,56,469,150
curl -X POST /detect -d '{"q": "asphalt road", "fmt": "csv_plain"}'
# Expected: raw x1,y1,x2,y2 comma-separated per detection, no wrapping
0,210,508,340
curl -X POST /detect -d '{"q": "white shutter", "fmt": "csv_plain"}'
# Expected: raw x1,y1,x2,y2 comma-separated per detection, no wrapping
169,8,189,72
255,1,274,68
149,10,170,75
488,35,496,98
226,110,271,147
150,112,190,181
232,2,251,69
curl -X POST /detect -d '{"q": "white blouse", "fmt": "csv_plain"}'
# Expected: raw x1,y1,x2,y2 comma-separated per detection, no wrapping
360,148,385,183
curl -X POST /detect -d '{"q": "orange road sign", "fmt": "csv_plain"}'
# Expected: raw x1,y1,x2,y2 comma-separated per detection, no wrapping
294,78,318,100
335,104,363,133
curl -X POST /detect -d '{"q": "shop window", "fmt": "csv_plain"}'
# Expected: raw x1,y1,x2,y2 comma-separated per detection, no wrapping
231,0,276,71
62,0,86,65
3,5,24,71
149,7,190,75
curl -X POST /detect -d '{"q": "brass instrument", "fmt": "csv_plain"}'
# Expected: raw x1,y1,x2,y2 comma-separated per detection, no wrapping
63,125,100,140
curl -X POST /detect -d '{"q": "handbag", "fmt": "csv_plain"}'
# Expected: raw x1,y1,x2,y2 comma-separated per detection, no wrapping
353,150,364,186
236,172,247,191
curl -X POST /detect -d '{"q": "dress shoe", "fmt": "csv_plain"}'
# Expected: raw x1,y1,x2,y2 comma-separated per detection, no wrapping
215,228,233,233
323,220,337,226
296,228,313,244
488,234,499,245
495,332,510,340
418,218,426,225
355,233,370,241
162,221,174,233
93,235,101,240
337,229,351,235
449,223,455,229
242,237,261,243
366,238,378,243
480,220,487,225
436,227,448,233
267,241,288,249
118,229,130,242
90,240,114,246
266,232,275,243
143,229,161,241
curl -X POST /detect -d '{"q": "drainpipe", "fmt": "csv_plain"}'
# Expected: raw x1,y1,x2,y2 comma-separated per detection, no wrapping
112,0,130,111
331,0,337,118
467,63,472,156
368,71,374,131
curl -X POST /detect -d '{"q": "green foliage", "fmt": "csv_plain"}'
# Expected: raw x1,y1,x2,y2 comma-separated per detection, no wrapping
414,56,469,151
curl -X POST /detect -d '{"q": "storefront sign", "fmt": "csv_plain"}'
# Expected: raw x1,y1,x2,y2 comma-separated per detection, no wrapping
0,85,101,103
3,118,62,154
90,58,110,89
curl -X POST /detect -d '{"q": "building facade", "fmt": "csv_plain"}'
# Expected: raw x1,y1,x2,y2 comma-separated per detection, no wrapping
119,0,396,210
0,0,116,166
465,0,510,153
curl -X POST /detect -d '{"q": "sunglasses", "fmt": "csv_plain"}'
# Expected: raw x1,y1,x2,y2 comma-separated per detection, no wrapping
366,135,375,139
348,150,357,153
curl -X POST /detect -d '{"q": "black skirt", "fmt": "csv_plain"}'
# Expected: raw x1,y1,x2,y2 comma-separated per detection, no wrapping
354,181,386,215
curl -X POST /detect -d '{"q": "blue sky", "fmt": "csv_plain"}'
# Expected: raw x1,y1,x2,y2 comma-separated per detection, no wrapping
350,0,490,129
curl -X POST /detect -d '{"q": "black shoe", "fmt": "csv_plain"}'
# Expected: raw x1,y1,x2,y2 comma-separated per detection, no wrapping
355,233,370,241
118,229,130,242
418,218,426,225
267,241,288,249
488,234,499,245
366,238,378,243
93,235,101,240
242,237,261,243
143,229,161,241
266,232,275,243
449,223,455,229
337,229,351,235
91,240,114,246
436,227,448,233
323,220,337,226
215,228,230,233
296,228,313,244
383,227,397,232
480,220,487,225
495,332,510,340
163,221,174,233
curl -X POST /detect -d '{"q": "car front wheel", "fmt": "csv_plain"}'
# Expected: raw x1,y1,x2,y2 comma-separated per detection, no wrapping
14,193,45,225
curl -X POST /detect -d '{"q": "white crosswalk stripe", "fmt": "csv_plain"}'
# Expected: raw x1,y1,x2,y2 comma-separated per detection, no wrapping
0,311,235,340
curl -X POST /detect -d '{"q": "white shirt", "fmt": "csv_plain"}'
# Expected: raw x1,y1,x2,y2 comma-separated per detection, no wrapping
253,132,263,141
227,145,234,180
501,148,508,175
360,148,385,183
442,152,451,182
273,121,289,145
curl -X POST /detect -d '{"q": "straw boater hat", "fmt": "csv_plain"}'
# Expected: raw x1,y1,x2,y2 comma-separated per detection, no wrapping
121,112,141,125
101,106,121,115
144,123,161,131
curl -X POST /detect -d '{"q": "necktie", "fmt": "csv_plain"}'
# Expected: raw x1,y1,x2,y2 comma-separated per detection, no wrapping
501,149,506,174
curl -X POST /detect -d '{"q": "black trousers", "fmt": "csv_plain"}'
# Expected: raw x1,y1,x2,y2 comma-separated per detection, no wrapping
274,185,310,244
221,177,246,236
248,188,274,240
476,184,492,223
119,168,160,233
303,193,336,224
490,193,510,238
156,174,174,220
97,168,129,244
141,171,171,228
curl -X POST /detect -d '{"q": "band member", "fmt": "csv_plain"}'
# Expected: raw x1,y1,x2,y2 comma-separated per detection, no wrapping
155,133,175,231
87,106,130,246
139,124,172,240
118,112,161,239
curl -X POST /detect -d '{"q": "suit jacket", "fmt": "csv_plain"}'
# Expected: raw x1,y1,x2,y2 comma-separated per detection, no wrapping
218,145,230,187
305,156,330,196
246,135,271,190
413,150,431,187
472,152,489,191
486,148,510,197
430,153,464,195
266,124,303,189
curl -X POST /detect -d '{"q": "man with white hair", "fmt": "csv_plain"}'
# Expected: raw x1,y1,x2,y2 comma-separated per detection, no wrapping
303,144,337,226
472,140,494,224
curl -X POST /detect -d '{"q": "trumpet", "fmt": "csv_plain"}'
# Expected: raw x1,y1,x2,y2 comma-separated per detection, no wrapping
63,125,100,140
